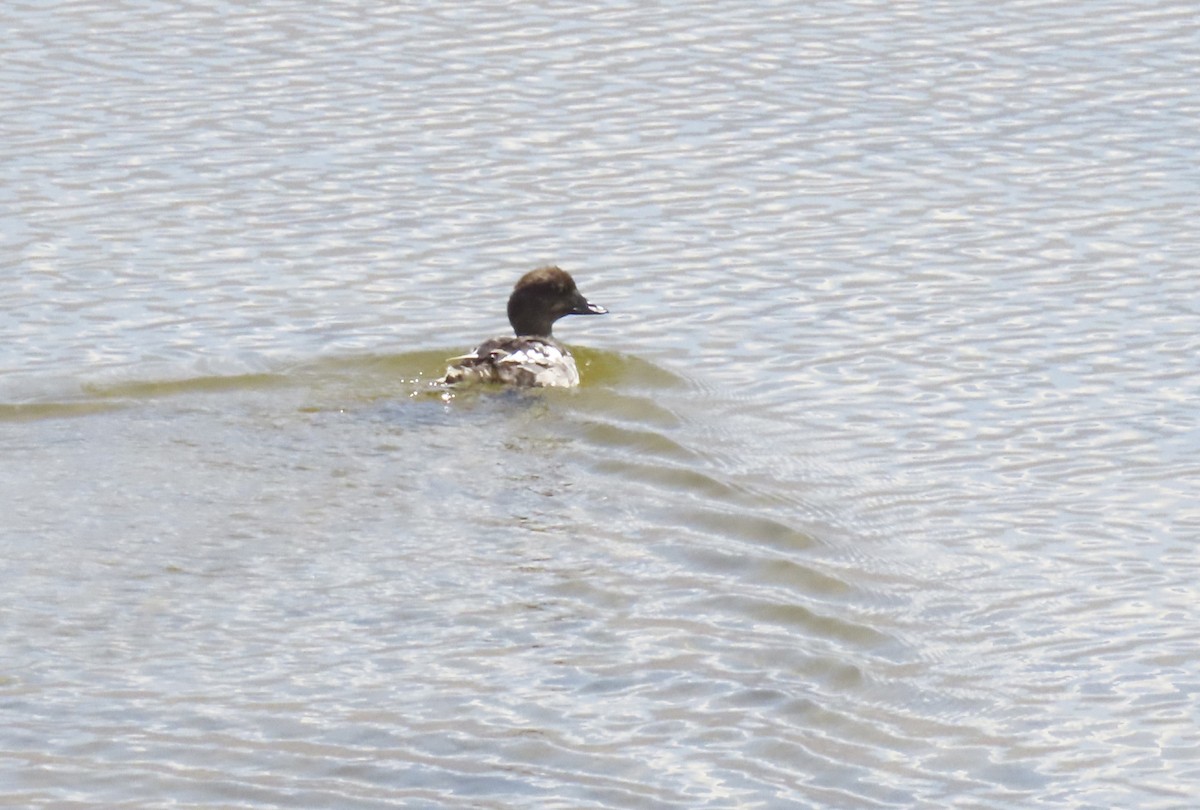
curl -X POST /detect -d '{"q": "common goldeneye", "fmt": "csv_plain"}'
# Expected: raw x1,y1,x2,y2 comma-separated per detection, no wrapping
439,266,607,388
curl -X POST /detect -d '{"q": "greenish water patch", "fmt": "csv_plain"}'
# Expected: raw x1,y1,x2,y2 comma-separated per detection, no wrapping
572,346,688,391
83,372,293,401
0,399,127,423
1,348,674,421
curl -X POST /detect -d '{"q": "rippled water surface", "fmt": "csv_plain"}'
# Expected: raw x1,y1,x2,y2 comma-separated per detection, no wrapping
3,1,1199,807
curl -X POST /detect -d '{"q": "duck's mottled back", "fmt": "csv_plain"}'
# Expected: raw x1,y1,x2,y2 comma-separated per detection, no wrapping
440,336,580,388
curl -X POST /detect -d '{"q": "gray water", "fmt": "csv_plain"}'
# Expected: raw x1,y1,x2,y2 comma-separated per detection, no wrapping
3,1,1199,807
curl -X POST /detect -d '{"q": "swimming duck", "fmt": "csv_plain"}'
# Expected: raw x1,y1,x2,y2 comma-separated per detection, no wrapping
439,266,608,388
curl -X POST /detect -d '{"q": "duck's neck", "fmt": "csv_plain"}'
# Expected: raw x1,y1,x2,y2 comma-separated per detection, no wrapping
508,306,554,337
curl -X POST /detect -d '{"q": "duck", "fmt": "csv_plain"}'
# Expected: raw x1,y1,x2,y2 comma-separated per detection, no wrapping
438,266,608,388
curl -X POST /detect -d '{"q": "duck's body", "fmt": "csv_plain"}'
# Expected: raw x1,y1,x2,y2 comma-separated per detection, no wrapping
439,266,606,389
441,335,580,388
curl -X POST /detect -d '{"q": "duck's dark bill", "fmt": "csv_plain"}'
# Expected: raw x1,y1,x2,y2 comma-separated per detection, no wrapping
574,300,608,315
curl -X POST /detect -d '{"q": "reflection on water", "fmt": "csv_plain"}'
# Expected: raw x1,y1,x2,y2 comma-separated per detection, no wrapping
3,0,1200,807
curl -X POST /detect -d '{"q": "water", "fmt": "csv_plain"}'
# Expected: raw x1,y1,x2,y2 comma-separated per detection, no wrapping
3,1,1199,807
